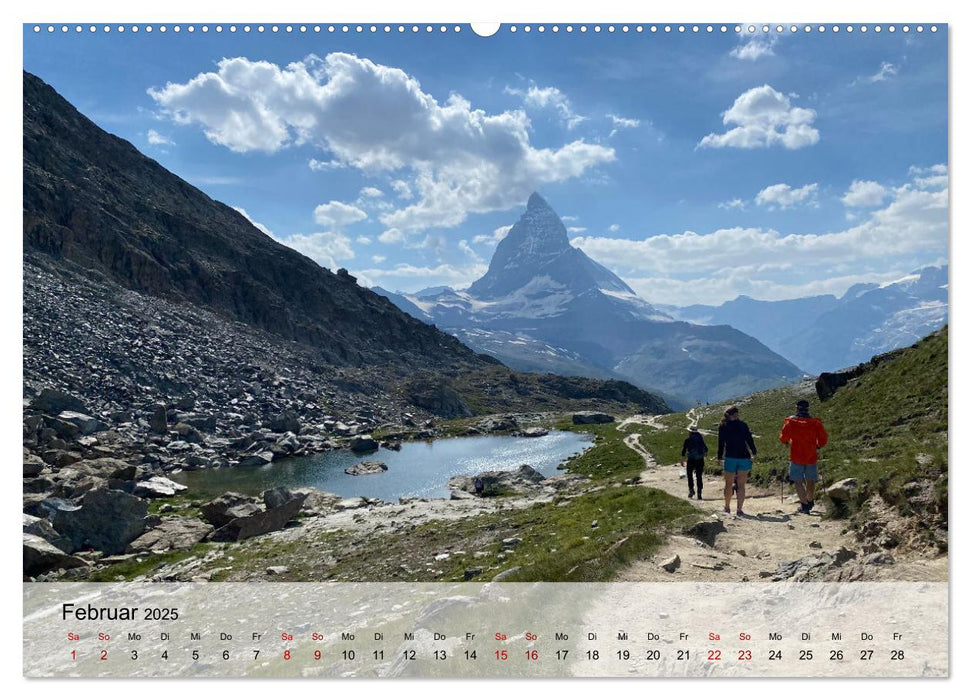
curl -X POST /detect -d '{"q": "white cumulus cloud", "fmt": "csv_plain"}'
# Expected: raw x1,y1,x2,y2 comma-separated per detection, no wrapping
147,129,174,146
570,167,947,305
698,85,819,150
313,201,368,229
718,198,746,210
841,180,888,208
149,54,614,234
755,183,819,210
730,34,778,61
506,84,586,129
286,231,355,270
378,228,405,244
473,224,512,246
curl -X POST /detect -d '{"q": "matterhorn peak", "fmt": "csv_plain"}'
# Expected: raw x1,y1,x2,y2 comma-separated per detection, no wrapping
467,192,635,300
526,191,554,212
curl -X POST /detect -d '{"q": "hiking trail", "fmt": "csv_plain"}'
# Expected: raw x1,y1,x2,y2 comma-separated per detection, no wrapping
614,415,946,583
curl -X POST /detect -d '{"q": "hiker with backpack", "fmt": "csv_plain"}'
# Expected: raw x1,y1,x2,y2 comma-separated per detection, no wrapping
717,405,757,517
780,399,829,514
680,425,708,500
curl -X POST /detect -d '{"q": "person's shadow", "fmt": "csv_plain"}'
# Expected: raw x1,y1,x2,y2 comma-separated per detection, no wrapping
752,513,791,523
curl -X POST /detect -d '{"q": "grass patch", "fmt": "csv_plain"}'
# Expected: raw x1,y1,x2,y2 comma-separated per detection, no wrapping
310,485,697,583
636,329,948,517
553,419,644,481
84,543,215,582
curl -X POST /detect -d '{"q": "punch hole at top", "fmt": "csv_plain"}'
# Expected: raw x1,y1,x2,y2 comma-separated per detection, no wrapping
471,23,500,37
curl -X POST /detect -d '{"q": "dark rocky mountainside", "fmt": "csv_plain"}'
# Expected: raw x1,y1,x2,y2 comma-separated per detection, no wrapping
23,70,475,369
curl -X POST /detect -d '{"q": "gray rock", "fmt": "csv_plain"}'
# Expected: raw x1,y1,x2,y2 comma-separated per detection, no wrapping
267,411,301,434
660,554,681,573
263,486,298,510
133,476,188,498
57,411,107,435
349,434,379,453
52,488,150,555
23,453,46,478
826,478,859,502
863,552,895,566
150,404,168,434
491,567,522,582
47,416,80,440
24,533,89,577
448,464,546,496
23,513,72,552
334,497,369,510
572,412,615,425
174,422,205,444
208,491,308,542
238,452,273,467
200,492,261,528
266,565,290,575
345,460,388,476
479,415,519,432
30,388,87,415
126,517,212,553
520,426,549,438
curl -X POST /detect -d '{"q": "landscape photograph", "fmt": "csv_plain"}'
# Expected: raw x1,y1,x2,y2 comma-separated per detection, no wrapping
22,24,947,587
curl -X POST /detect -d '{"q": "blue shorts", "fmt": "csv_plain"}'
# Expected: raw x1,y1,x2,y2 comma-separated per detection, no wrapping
789,462,819,482
723,458,752,473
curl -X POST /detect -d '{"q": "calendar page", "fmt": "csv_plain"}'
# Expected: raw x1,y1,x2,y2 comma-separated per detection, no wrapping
21,18,949,680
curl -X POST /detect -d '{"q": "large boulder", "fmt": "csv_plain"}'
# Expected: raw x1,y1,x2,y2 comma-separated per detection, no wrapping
478,415,519,433
349,434,379,453
520,427,549,438
23,451,46,477
345,460,388,476
238,452,273,467
200,492,262,528
66,457,134,479
207,489,308,542
267,411,301,434
448,465,546,496
24,533,89,577
57,411,107,435
23,513,72,552
51,488,150,554
826,478,859,503
127,518,213,553
133,476,188,499
572,412,615,425
30,388,87,415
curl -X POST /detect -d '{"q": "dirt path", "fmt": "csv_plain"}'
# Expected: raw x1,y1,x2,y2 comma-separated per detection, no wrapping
615,417,946,583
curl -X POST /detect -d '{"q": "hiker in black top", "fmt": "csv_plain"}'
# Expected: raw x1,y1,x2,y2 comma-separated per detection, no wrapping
680,425,708,500
717,405,757,517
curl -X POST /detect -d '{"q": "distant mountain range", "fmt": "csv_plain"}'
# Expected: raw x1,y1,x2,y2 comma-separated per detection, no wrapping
375,193,804,406
659,265,948,374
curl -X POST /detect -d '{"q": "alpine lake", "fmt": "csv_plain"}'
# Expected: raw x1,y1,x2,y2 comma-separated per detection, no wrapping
171,430,593,502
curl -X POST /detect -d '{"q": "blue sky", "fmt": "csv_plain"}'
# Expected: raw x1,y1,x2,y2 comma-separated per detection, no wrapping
23,24,948,305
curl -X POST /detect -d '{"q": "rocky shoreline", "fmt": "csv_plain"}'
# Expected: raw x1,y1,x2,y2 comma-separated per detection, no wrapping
22,350,603,581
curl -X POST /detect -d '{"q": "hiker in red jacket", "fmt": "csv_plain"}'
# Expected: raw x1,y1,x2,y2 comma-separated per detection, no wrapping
779,399,829,514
